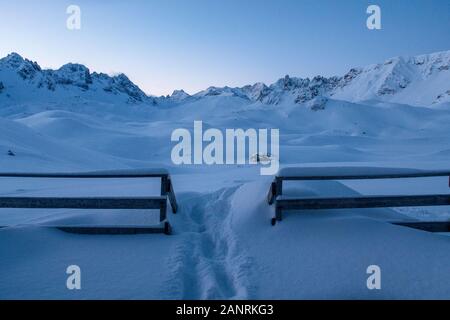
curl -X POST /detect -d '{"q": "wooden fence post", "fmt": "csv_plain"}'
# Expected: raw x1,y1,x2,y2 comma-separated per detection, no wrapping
160,199,167,222
167,178,178,213
275,177,283,197
161,176,169,196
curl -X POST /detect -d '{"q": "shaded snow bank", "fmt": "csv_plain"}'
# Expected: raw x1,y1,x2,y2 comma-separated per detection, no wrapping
228,180,450,299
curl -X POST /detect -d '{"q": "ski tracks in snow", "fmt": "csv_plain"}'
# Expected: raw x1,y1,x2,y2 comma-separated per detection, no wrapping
162,186,255,299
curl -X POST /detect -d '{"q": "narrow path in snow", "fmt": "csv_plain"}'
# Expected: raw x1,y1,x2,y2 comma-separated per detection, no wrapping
163,186,253,299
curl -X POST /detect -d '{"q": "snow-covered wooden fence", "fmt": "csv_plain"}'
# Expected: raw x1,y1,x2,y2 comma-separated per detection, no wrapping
268,166,450,232
0,169,178,235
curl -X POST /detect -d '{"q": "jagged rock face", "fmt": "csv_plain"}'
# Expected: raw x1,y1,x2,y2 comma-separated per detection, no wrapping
294,76,340,104
413,51,450,75
17,60,41,80
203,87,223,96
435,90,450,104
307,96,328,111
2,53,26,69
340,68,362,87
199,86,249,99
0,53,151,104
53,63,93,90
186,75,341,106
241,82,269,101
1,53,42,82
241,75,340,106
106,74,147,103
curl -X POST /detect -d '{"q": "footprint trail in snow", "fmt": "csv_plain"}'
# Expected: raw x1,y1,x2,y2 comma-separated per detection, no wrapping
162,186,255,299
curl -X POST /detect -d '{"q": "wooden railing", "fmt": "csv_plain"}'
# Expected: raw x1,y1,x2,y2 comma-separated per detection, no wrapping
0,169,178,235
268,166,450,231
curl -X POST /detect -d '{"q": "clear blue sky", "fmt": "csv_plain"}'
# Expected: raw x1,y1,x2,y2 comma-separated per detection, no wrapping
1,0,449,96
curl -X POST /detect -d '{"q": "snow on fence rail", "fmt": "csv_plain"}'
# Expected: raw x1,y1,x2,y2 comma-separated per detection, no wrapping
268,166,450,232
0,169,178,235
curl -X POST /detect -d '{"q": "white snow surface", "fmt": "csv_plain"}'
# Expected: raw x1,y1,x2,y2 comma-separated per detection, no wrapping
0,51,449,299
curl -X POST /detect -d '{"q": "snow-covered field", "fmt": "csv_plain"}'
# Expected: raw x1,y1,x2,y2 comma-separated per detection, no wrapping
0,51,449,299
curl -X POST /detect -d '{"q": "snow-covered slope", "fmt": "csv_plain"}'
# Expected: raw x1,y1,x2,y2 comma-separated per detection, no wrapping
0,116,133,172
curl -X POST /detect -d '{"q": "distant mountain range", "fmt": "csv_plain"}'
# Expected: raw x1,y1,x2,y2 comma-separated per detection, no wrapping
1,50,449,108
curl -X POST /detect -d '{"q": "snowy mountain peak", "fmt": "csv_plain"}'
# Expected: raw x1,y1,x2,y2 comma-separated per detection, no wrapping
195,86,249,99
0,53,42,82
170,89,190,101
332,50,450,106
241,50,450,107
104,73,149,103
241,82,269,101
0,52,152,105
1,52,27,68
